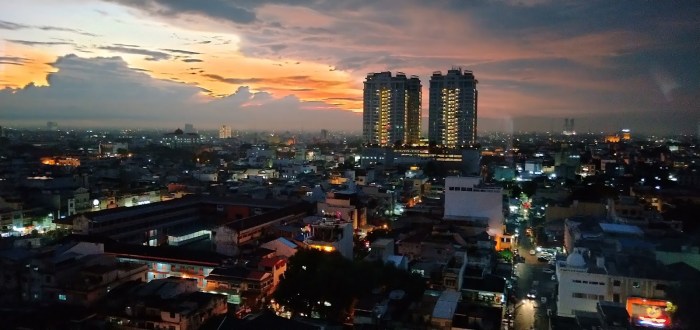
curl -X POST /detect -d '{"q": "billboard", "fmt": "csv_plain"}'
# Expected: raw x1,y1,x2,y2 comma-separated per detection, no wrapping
626,297,673,328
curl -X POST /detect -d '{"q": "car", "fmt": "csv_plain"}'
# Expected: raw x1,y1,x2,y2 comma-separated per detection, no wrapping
542,268,555,274
527,289,538,299
529,249,536,256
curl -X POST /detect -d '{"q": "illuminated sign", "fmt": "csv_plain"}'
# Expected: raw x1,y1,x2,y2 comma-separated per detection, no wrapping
309,244,335,252
626,297,673,328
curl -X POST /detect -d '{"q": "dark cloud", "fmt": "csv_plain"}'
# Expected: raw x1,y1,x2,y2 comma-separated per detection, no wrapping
114,43,140,47
204,74,264,84
0,56,31,66
182,59,203,63
37,25,97,37
162,48,201,55
106,0,257,23
0,19,96,36
267,44,287,52
0,20,26,30
6,39,74,46
98,45,171,61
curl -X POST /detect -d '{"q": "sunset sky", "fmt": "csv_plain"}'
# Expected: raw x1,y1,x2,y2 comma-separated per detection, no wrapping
1,0,698,134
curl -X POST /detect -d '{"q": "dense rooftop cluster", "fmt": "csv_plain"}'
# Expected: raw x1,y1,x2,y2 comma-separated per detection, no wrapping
0,126,698,329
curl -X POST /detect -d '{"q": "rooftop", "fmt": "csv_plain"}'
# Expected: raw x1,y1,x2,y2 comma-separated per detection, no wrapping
432,290,461,320
599,223,644,236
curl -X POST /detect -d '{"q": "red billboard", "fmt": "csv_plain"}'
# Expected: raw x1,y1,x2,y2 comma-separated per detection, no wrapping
626,297,673,328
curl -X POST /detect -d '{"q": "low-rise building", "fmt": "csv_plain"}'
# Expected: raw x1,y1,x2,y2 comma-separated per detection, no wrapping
105,278,227,330
20,241,147,307
304,217,354,259
556,247,681,320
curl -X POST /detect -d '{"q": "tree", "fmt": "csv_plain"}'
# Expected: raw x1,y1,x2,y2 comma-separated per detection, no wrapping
498,249,513,262
521,181,538,197
511,185,522,199
665,280,700,329
274,249,425,322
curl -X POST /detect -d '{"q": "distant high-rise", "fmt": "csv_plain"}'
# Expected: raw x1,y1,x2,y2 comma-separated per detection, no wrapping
563,118,576,135
219,125,232,139
428,68,478,147
184,123,195,133
363,72,421,146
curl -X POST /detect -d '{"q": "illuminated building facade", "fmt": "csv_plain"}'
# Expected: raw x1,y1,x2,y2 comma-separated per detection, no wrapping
428,68,478,147
363,72,422,146
443,176,503,236
219,125,232,139
556,247,676,325
304,218,353,259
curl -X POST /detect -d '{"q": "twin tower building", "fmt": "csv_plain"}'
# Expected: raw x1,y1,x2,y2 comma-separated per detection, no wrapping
362,68,478,148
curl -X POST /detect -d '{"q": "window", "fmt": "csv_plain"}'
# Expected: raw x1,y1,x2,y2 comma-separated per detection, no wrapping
632,281,640,288
655,284,667,291
613,293,620,303
58,294,67,301
613,280,621,286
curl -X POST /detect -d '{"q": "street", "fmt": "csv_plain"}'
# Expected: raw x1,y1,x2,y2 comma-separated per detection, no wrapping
509,231,557,330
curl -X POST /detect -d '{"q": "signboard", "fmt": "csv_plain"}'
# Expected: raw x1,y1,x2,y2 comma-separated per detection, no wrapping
626,297,673,328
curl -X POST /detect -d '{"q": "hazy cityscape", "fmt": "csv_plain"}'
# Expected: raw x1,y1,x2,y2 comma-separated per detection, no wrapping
1,1,700,330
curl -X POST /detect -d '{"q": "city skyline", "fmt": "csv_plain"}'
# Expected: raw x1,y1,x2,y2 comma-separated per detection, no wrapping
1,1,699,134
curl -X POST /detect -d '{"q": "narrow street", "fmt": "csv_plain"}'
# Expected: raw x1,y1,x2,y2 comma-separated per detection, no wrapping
510,230,557,330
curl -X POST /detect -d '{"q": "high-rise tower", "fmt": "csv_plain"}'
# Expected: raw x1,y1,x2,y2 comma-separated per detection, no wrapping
219,125,232,139
363,72,422,146
428,68,478,147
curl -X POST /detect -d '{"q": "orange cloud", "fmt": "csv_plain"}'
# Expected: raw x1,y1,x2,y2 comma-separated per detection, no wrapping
127,48,362,111
0,43,56,88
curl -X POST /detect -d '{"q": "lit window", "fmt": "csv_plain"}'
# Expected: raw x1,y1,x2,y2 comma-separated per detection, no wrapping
59,294,67,301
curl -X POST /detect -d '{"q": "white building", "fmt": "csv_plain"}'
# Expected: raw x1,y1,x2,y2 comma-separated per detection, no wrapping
317,191,366,230
304,218,354,259
556,247,675,319
444,176,503,236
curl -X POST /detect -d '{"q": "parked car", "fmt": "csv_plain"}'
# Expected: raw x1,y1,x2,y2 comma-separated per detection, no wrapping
542,268,554,274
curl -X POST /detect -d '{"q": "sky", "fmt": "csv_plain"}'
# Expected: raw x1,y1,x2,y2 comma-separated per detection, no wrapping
1,0,698,134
